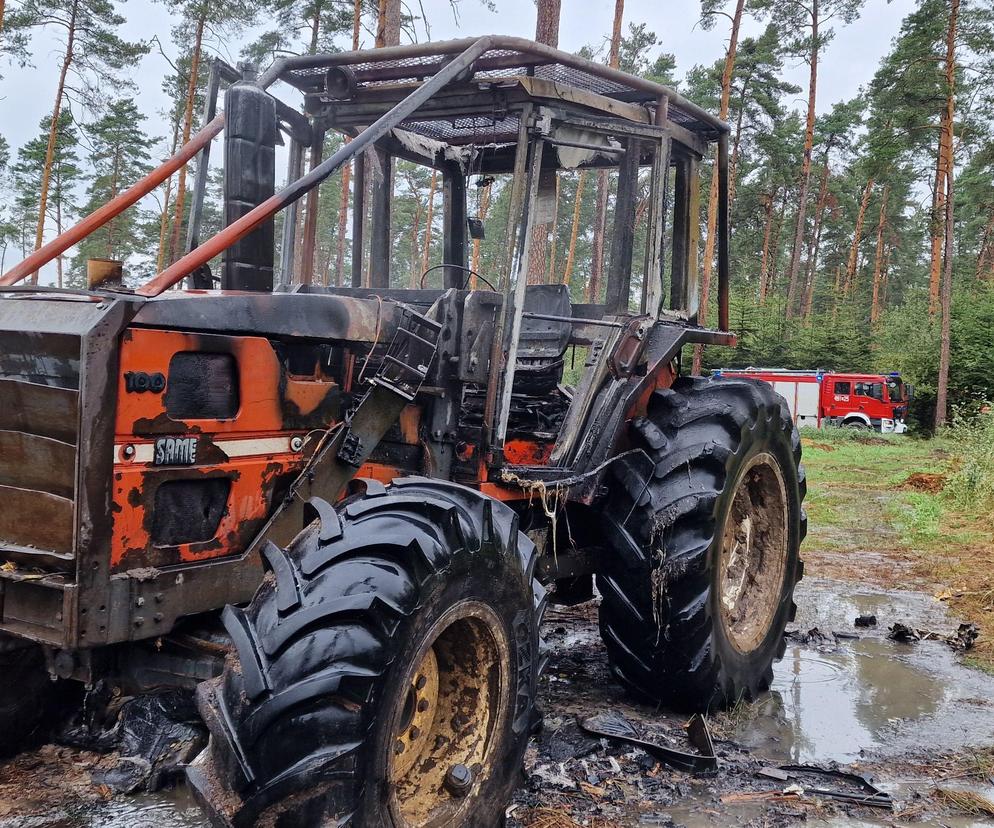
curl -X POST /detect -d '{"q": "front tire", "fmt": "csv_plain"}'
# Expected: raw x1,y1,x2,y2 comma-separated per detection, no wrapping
189,478,545,828
0,643,53,757
596,376,805,711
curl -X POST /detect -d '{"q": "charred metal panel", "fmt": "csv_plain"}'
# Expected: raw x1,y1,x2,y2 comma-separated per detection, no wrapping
0,578,68,642
0,486,73,554
458,291,500,384
222,78,277,292
164,352,239,420
151,478,232,546
0,297,95,578
131,293,401,343
0,379,78,444
0,431,75,499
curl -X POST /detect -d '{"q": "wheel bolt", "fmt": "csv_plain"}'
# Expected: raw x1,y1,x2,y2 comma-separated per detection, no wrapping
417,699,430,713
409,727,421,740
394,740,405,755
445,763,473,797
415,675,427,690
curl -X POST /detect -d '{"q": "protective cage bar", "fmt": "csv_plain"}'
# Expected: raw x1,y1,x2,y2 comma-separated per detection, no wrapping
0,34,729,295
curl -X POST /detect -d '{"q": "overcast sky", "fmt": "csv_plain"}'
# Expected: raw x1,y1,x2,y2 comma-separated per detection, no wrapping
0,0,916,279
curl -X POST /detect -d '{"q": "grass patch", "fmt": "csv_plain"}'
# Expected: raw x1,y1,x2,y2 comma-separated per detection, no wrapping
798,424,994,670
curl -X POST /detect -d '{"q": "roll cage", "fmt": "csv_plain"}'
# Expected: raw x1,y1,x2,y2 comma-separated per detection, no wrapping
1,34,734,482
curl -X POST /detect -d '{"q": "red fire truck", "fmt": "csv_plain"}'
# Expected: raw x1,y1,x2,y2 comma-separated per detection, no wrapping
715,369,910,433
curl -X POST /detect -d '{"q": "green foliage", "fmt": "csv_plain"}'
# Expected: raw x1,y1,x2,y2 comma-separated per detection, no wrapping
242,0,353,63
10,113,81,267
69,99,155,286
14,0,147,103
946,411,994,518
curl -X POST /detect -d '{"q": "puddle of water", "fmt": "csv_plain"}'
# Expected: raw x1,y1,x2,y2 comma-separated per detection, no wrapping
2,787,211,828
86,788,207,828
733,579,994,764
736,638,947,763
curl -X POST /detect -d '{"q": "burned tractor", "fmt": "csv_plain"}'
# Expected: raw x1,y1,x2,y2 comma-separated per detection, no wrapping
0,37,805,827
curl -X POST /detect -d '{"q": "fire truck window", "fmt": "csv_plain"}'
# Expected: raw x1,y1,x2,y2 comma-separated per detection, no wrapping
834,381,851,394
855,382,884,400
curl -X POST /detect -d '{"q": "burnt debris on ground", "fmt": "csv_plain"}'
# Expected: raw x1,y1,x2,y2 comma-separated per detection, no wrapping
1,577,992,827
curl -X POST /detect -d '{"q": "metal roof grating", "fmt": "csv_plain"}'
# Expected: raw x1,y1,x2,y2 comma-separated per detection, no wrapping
278,41,723,139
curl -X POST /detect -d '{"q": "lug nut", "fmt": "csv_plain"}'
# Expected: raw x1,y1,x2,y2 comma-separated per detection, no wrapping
445,763,473,797
417,699,430,713
409,727,421,740
415,675,427,690
394,740,405,755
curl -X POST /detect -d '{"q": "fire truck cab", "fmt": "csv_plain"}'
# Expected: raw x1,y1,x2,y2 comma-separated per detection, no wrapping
716,368,910,434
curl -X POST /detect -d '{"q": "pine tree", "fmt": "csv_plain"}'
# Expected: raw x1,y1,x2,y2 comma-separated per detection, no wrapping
13,0,145,282
693,0,748,374
753,0,865,317
11,112,81,286
158,0,262,266
69,98,155,285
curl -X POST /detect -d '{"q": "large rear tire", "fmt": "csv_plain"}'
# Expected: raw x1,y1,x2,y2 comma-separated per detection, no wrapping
188,478,545,828
596,376,805,711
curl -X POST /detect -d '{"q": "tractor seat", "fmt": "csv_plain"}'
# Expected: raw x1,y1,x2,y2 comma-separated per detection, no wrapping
513,284,571,396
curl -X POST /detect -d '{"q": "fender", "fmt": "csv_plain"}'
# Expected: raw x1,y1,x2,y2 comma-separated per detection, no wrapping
842,413,873,429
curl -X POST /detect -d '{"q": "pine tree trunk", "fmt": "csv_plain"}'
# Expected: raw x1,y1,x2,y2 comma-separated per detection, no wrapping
784,0,819,317
800,155,831,319
547,176,561,281
421,169,438,275
562,170,586,286
588,0,624,301
168,14,205,265
881,246,891,308
535,0,562,47
769,194,787,290
589,177,609,302
758,188,778,304
54,166,63,288
870,184,889,325
844,177,874,295
928,125,948,314
333,0,362,286
156,120,181,272
693,0,746,374
976,209,994,280
526,0,564,283
935,0,959,428
31,0,78,284
470,182,491,284
309,0,321,53
409,198,422,289
728,74,752,204
376,0,400,47
0,0,6,32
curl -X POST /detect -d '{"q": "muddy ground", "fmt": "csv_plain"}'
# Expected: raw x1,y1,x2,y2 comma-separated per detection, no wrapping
2,436,993,827
2,574,992,827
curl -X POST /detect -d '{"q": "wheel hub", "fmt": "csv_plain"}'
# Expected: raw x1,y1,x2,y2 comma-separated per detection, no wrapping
386,602,510,827
718,452,789,654
391,647,440,780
